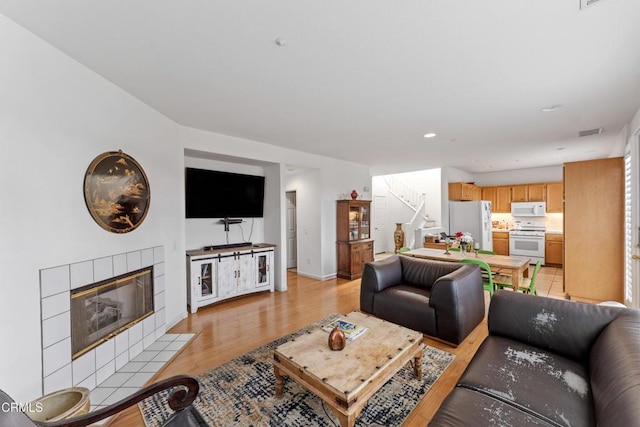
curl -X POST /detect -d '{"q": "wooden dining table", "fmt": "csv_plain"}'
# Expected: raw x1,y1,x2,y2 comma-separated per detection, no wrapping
401,248,531,290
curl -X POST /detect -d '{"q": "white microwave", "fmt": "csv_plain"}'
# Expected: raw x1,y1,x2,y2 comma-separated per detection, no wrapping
511,202,546,217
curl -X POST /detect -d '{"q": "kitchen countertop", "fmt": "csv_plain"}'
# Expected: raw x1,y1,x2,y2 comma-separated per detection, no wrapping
492,229,510,233
545,230,563,235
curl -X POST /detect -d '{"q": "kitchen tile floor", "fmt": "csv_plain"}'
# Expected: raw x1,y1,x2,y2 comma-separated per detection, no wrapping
88,333,194,424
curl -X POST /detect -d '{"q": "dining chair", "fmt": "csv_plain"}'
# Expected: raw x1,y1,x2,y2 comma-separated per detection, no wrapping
519,260,541,295
477,249,496,255
460,258,495,297
495,260,541,295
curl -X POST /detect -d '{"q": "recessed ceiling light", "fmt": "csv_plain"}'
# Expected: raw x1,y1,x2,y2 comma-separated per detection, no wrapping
556,147,566,151
275,38,286,46
423,133,437,138
541,104,562,112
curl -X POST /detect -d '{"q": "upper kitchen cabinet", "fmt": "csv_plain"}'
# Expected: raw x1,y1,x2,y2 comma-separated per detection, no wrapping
546,182,563,213
449,182,480,201
482,187,497,209
494,186,512,213
527,184,546,201
511,185,528,202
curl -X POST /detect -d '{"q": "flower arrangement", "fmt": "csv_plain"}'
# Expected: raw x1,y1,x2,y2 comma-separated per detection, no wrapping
455,232,474,252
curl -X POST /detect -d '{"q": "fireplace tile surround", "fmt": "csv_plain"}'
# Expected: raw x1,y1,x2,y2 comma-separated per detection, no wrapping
39,246,167,395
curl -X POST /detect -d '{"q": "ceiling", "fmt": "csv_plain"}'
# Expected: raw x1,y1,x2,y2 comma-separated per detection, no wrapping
2,0,640,174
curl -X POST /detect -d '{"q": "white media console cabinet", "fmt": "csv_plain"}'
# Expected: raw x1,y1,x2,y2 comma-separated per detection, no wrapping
186,243,275,313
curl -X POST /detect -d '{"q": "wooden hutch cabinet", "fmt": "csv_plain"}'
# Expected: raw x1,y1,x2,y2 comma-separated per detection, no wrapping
336,200,374,280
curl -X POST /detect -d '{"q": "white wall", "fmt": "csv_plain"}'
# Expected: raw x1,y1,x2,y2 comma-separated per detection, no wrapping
0,15,185,402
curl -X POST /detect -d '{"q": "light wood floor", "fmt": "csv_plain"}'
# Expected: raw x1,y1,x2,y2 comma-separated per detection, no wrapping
109,264,565,426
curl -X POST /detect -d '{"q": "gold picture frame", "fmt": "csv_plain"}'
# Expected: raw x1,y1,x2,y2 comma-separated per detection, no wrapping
83,150,150,233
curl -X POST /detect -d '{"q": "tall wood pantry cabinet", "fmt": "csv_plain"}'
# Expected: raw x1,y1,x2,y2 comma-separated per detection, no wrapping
336,200,374,280
564,157,624,303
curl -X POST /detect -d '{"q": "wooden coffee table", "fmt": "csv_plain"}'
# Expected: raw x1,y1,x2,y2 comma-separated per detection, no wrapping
273,311,424,427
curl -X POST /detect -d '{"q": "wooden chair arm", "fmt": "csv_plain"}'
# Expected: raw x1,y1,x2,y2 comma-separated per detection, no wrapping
34,375,199,427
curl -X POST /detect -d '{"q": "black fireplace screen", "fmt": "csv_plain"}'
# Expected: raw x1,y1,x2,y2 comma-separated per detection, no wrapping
71,267,154,359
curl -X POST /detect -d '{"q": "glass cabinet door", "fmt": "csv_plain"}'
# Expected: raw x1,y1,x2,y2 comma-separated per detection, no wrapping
198,261,216,298
360,204,370,239
349,206,360,240
256,252,271,287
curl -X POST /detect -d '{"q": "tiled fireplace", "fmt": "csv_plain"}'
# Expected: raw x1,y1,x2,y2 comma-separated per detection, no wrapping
39,246,166,395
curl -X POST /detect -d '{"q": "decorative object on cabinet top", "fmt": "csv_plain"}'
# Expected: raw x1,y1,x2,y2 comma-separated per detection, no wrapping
83,150,150,233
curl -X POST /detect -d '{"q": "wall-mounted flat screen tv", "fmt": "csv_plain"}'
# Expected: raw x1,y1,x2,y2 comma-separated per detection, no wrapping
185,168,265,218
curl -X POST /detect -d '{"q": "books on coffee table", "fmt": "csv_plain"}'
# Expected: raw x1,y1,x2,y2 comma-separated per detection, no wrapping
322,318,367,341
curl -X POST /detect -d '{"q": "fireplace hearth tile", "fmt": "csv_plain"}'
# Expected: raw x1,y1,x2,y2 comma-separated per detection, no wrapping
93,256,113,282
41,291,70,321
96,361,115,385
118,361,146,373
131,350,159,363
141,248,154,268
70,260,94,290
112,254,127,276
122,372,155,388
90,387,118,406
115,351,129,371
72,350,96,385
43,363,72,395
40,265,70,298
153,262,165,278
42,311,71,348
126,251,142,272
95,340,115,370
98,372,135,388
129,340,144,360
146,341,171,352
43,338,71,377
114,330,129,357
164,341,187,351
102,387,139,406
151,351,176,363
140,361,165,373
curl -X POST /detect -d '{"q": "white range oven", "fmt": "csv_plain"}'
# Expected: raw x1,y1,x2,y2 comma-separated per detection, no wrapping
509,220,545,265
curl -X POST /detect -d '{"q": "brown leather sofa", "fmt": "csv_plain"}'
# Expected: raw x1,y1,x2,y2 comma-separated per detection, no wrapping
430,291,640,426
360,255,484,345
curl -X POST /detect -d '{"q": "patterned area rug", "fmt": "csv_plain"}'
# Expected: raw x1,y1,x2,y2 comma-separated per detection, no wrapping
139,314,454,427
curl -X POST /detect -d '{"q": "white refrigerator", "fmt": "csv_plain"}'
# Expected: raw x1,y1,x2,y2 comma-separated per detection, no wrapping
449,201,493,251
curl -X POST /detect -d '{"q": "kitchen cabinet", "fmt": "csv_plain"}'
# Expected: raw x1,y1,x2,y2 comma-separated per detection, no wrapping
482,187,496,209
494,187,512,213
511,185,528,202
545,234,563,266
546,182,563,213
492,232,509,256
564,158,624,303
527,184,546,202
448,182,480,201
187,245,275,313
337,200,374,279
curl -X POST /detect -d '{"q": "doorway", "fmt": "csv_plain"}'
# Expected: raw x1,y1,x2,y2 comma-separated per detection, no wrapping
286,191,297,269
374,195,388,254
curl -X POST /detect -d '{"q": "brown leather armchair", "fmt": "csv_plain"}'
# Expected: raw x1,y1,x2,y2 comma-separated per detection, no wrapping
1,375,207,427
360,255,484,345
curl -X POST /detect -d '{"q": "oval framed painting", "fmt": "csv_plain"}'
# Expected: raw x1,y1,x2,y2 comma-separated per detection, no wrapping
83,150,151,233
